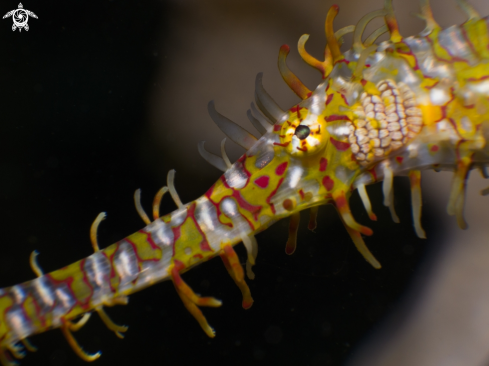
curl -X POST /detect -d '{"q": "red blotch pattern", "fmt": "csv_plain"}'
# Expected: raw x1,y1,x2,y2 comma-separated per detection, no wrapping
319,157,328,172
275,162,288,176
325,94,334,105
322,176,334,191
254,176,270,188
329,137,350,151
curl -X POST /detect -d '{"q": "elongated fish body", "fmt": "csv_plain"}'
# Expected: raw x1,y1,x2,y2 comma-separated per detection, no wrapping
2,0,489,365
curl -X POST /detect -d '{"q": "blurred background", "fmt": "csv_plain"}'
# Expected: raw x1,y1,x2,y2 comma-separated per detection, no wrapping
1,0,489,365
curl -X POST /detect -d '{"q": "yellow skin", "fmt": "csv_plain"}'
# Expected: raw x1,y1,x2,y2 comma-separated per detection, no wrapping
1,2,489,366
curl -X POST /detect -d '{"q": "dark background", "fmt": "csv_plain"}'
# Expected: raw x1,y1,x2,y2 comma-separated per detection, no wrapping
0,0,469,365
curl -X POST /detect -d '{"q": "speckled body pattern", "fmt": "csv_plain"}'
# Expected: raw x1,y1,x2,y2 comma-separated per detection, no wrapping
1,1,489,364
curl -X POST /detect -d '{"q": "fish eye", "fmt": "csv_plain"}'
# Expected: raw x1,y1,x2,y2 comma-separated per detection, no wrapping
295,125,310,140
276,106,328,157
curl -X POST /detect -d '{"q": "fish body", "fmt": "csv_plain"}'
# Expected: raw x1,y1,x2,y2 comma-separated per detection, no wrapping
1,1,489,365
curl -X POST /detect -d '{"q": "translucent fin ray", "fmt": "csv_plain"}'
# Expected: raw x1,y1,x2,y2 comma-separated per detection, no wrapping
353,9,386,53
278,44,312,100
455,0,480,20
298,24,354,78
250,102,273,126
298,34,328,77
308,206,319,231
418,0,440,34
20,340,37,353
96,307,128,339
220,244,253,309
6,344,24,360
382,164,400,223
254,73,285,122
384,0,402,42
246,109,267,135
335,25,355,43
208,100,257,149
198,141,228,172
409,170,426,238
334,191,373,236
242,234,258,280
220,138,232,169
90,212,106,251
447,161,470,229
354,45,378,80
60,322,101,362
339,212,381,269
171,262,222,338
364,24,388,46
152,186,168,220
357,183,377,221
29,250,43,277
68,313,91,332
134,189,151,225
325,5,343,63
167,169,184,208
285,212,300,255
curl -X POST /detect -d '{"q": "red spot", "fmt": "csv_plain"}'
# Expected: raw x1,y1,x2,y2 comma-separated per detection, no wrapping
365,64,370,67
319,157,328,172
430,145,439,152
336,59,350,65
325,94,334,105
361,79,367,86
298,189,305,200
275,162,288,176
329,137,350,151
340,94,349,105
325,115,351,122
283,199,294,211
254,176,269,188
273,124,281,131
274,142,290,147
322,176,334,191
297,146,307,152
395,156,404,164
